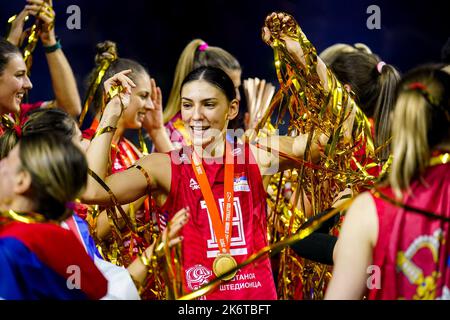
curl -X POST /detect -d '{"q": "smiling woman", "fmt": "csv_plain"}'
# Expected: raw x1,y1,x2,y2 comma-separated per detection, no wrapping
0,39,32,115
81,66,322,300
180,66,239,149
78,41,175,282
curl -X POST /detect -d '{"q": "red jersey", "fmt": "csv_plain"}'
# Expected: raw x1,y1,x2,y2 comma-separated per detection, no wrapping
160,143,277,300
369,162,450,300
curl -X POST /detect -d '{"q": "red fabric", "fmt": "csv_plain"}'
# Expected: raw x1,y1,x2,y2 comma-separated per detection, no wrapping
110,138,139,173
82,121,140,173
0,220,107,299
350,118,382,180
369,163,450,300
160,143,277,300
19,102,43,124
0,102,43,136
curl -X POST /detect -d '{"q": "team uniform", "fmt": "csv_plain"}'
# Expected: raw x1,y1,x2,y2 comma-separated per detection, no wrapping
160,142,277,300
369,160,450,300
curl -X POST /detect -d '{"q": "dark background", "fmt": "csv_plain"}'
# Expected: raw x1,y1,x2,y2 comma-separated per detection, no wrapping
1,0,449,113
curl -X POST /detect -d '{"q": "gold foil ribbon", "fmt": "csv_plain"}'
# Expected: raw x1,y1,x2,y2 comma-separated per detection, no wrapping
179,199,354,300
79,49,118,127
259,12,383,300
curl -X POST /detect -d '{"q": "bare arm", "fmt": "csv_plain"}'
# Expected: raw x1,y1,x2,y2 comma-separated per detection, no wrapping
43,43,82,116
25,0,81,116
5,8,29,46
81,71,171,206
250,133,325,175
325,192,378,299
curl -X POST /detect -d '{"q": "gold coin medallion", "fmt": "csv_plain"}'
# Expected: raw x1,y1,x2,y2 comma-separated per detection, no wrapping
213,254,237,281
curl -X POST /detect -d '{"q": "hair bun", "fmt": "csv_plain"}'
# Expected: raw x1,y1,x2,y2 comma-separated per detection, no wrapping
95,40,118,65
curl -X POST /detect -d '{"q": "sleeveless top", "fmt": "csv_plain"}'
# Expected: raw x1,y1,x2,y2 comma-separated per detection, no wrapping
160,143,277,300
369,162,450,300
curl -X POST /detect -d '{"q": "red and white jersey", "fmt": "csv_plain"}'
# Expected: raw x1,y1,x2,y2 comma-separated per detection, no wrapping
369,162,450,300
160,143,277,300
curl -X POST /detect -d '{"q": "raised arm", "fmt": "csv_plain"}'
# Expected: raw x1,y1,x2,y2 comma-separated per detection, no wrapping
24,0,82,116
262,12,329,93
81,71,171,206
5,7,29,46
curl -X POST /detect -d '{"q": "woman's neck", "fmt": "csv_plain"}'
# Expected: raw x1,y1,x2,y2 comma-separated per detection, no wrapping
194,135,226,159
1,196,37,214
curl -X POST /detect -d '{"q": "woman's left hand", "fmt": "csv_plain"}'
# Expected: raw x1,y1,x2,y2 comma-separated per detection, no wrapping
25,0,56,46
143,78,165,132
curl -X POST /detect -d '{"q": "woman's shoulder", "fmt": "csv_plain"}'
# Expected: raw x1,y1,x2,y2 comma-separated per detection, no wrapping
1,221,75,244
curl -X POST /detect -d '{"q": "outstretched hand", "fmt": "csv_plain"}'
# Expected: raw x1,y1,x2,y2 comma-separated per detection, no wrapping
162,207,190,248
143,207,190,260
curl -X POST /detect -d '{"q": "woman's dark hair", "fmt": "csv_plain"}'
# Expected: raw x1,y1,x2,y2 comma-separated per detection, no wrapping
330,51,401,160
85,40,149,113
164,39,241,123
0,38,21,75
181,66,236,101
19,133,88,221
0,108,77,159
441,37,450,63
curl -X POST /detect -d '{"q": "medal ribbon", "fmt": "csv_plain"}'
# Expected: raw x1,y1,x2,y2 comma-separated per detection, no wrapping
190,142,234,254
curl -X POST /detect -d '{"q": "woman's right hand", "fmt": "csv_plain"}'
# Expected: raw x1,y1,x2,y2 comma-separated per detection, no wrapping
262,12,307,67
102,70,135,117
161,206,190,248
143,207,190,260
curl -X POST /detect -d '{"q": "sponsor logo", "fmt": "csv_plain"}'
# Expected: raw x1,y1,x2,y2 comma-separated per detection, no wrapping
234,173,250,192
185,264,213,297
190,178,200,190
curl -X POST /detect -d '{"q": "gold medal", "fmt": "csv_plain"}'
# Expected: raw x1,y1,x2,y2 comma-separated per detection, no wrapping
213,254,237,281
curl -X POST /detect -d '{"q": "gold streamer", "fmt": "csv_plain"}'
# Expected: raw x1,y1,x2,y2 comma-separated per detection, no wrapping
79,46,118,127
138,129,149,155
259,12,385,300
179,199,354,300
19,1,53,74
1,209,47,224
